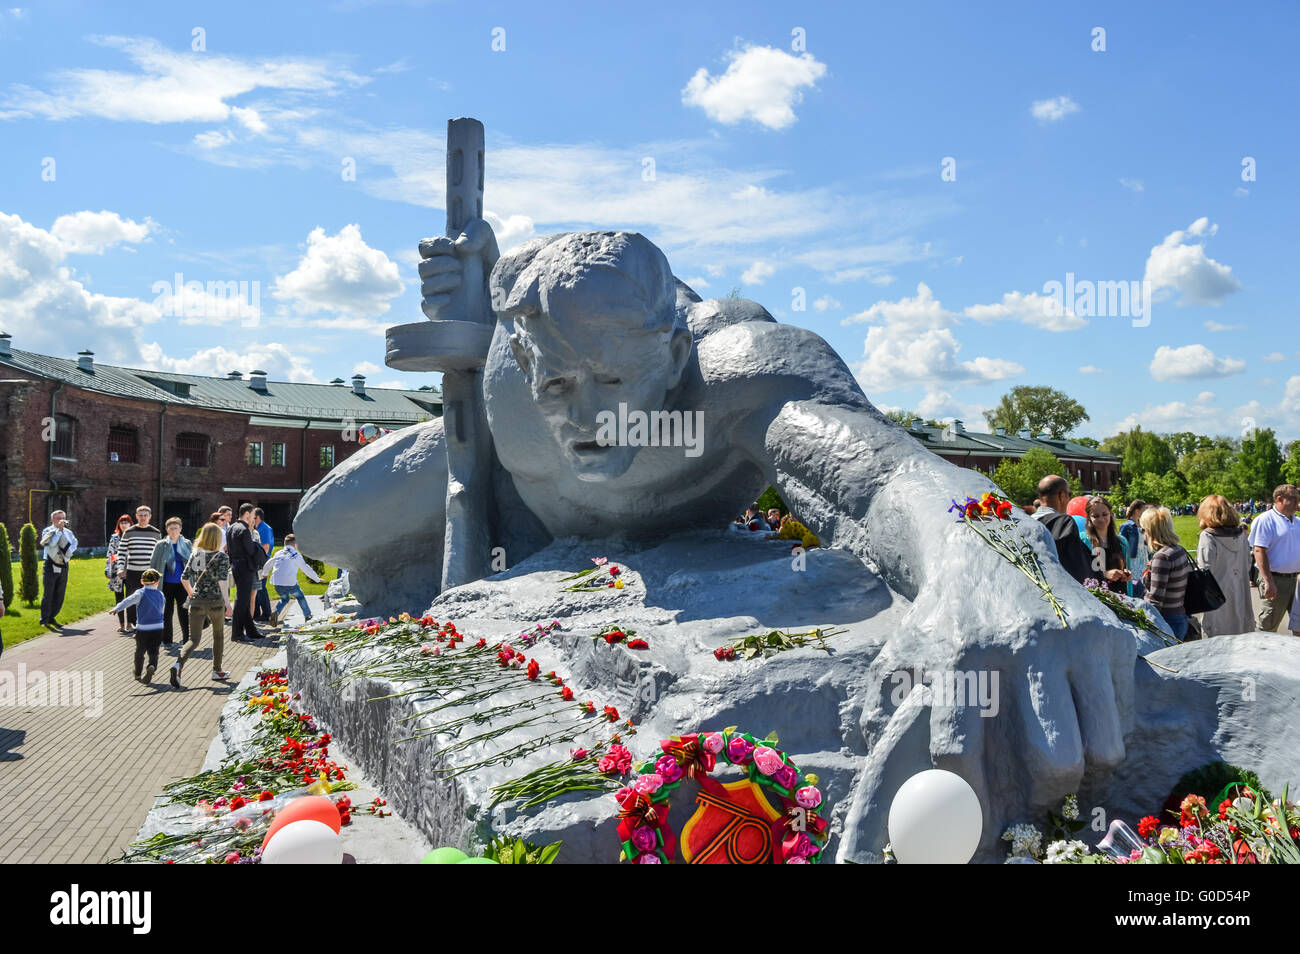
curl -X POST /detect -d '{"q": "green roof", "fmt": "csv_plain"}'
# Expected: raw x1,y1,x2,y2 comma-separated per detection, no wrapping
0,348,441,425
903,421,1119,462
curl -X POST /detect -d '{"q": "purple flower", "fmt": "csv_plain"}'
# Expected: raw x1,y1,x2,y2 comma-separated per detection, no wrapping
654,755,684,784
727,736,755,764
774,765,799,790
631,826,657,852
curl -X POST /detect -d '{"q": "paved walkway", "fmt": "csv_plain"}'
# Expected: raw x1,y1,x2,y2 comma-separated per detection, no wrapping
0,605,293,863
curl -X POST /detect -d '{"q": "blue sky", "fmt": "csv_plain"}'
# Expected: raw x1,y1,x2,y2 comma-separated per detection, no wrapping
1,1,1296,440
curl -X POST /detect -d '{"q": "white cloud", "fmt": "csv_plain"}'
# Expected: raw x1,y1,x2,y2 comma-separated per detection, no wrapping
1204,320,1243,332
1144,218,1241,305
741,260,775,285
963,289,1086,332
854,325,1023,391
0,35,365,124
1262,352,1287,363
1119,178,1144,192
1149,344,1246,381
1079,365,1107,374
682,45,827,130
844,283,1022,392
813,294,840,312
482,212,535,252
915,390,987,424
193,129,234,149
1030,96,1080,123
681,276,710,289
49,210,154,254
704,264,725,278
841,282,953,329
138,341,318,382
272,224,404,318
0,211,162,361
352,360,383,376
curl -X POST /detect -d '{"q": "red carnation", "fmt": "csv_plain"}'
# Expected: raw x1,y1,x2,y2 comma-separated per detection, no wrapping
627,638,649,650
258,791,274,802
713,646,736,661
561,686,575,701
603,705,620,722
1137,815,1160,839
609,565,621,576
229,796,247,811
604,630,626,644
597,743,633,775
476,638,487,648
527,659,540,680
584,701,596,714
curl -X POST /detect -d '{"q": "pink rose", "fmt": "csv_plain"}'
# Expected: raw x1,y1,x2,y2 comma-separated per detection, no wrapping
727,736,754,763
615,786,633,802
796,786,822,809
789,832,818,858
634,773,664,795
774,766,798,790
753,746,783,776
655,755,684,784
631,825,657,852
635,852,661,864
702,732,724,754
784,856,808,864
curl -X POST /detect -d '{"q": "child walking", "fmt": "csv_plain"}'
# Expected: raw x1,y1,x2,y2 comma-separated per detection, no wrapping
265,533,322,627
109,568,166,684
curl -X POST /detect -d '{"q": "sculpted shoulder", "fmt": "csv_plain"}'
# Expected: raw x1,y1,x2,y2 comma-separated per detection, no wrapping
684,297,871,410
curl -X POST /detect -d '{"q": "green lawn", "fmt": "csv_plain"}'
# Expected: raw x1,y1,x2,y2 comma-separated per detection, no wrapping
1172,514,1201,552
2,557,119,650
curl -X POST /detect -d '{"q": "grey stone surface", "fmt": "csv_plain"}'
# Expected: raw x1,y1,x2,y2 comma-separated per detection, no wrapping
292,175,1300,862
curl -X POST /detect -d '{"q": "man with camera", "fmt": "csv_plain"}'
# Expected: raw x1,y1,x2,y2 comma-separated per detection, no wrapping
39,510,78,628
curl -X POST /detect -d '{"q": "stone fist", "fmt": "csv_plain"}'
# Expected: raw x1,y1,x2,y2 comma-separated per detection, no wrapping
418,218,499,325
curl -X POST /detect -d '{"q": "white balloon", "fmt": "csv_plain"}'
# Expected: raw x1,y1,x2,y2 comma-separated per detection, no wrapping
887,769,982,864
261,819,343,865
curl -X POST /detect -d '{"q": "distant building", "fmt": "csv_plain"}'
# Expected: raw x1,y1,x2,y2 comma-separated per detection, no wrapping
899,418,1120,492
0,333,441,547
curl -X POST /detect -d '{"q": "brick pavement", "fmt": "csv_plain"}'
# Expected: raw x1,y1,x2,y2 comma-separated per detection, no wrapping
0,607,283,863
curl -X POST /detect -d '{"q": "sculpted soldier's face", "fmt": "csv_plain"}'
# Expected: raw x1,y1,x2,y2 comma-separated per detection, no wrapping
509,293,692,482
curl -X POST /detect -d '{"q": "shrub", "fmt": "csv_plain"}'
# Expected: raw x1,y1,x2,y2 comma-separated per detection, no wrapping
18,522,39,606
0,523,13,608
755,486,787,516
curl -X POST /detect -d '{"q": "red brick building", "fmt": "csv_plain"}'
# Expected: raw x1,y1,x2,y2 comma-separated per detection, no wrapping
901,419,1121,492
0,334,441,547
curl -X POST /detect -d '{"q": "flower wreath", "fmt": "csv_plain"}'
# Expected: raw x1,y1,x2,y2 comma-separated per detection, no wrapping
614,730,829,864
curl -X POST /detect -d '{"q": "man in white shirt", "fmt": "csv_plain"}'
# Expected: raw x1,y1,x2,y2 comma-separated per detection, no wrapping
39,510,78,628
1249,483,1300,632
264,533,322,626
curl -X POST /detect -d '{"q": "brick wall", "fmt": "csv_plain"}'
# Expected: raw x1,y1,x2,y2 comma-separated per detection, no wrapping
0,376,389,548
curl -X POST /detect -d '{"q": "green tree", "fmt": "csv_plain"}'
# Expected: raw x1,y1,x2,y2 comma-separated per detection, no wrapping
884,408,920,426
984,385,1089,438
0,523,14,609
1180,446,1241,502
18,522,39,606
1232,428,1284,502
1104,427,1176,478
755,486,787,515
1282,440,1300,486
1166,431,1214,460
1075,436,1100,449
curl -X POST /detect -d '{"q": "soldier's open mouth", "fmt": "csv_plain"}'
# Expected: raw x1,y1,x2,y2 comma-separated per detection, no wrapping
571,440,606,454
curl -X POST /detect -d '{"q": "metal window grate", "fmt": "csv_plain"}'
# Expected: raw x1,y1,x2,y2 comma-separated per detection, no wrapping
108,426,138,464
53,414,75,458
175,432,210,467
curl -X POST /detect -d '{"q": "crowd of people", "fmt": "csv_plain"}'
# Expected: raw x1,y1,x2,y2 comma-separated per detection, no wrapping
22,501,321,690
1029,476,1299,641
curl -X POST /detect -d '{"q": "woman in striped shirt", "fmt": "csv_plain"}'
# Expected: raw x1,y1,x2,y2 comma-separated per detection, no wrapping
1139,506,1191,641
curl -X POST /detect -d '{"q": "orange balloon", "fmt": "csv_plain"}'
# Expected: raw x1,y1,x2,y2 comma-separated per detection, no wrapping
261,796,341,850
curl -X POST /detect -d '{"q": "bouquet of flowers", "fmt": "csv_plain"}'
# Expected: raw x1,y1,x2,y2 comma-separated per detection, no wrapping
949,492,1068,626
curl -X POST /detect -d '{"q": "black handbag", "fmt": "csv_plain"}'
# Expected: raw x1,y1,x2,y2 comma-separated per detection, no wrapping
1183,553,1226,615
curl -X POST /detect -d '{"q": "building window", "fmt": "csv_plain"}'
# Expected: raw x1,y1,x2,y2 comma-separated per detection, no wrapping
108,426,138,464
247,441,263,467
319,445,335,469
52,414,76,459
175,432,210,467
271,442,286,467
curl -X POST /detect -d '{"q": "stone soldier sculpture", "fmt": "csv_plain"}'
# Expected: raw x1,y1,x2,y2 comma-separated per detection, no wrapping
293,119,1145,857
